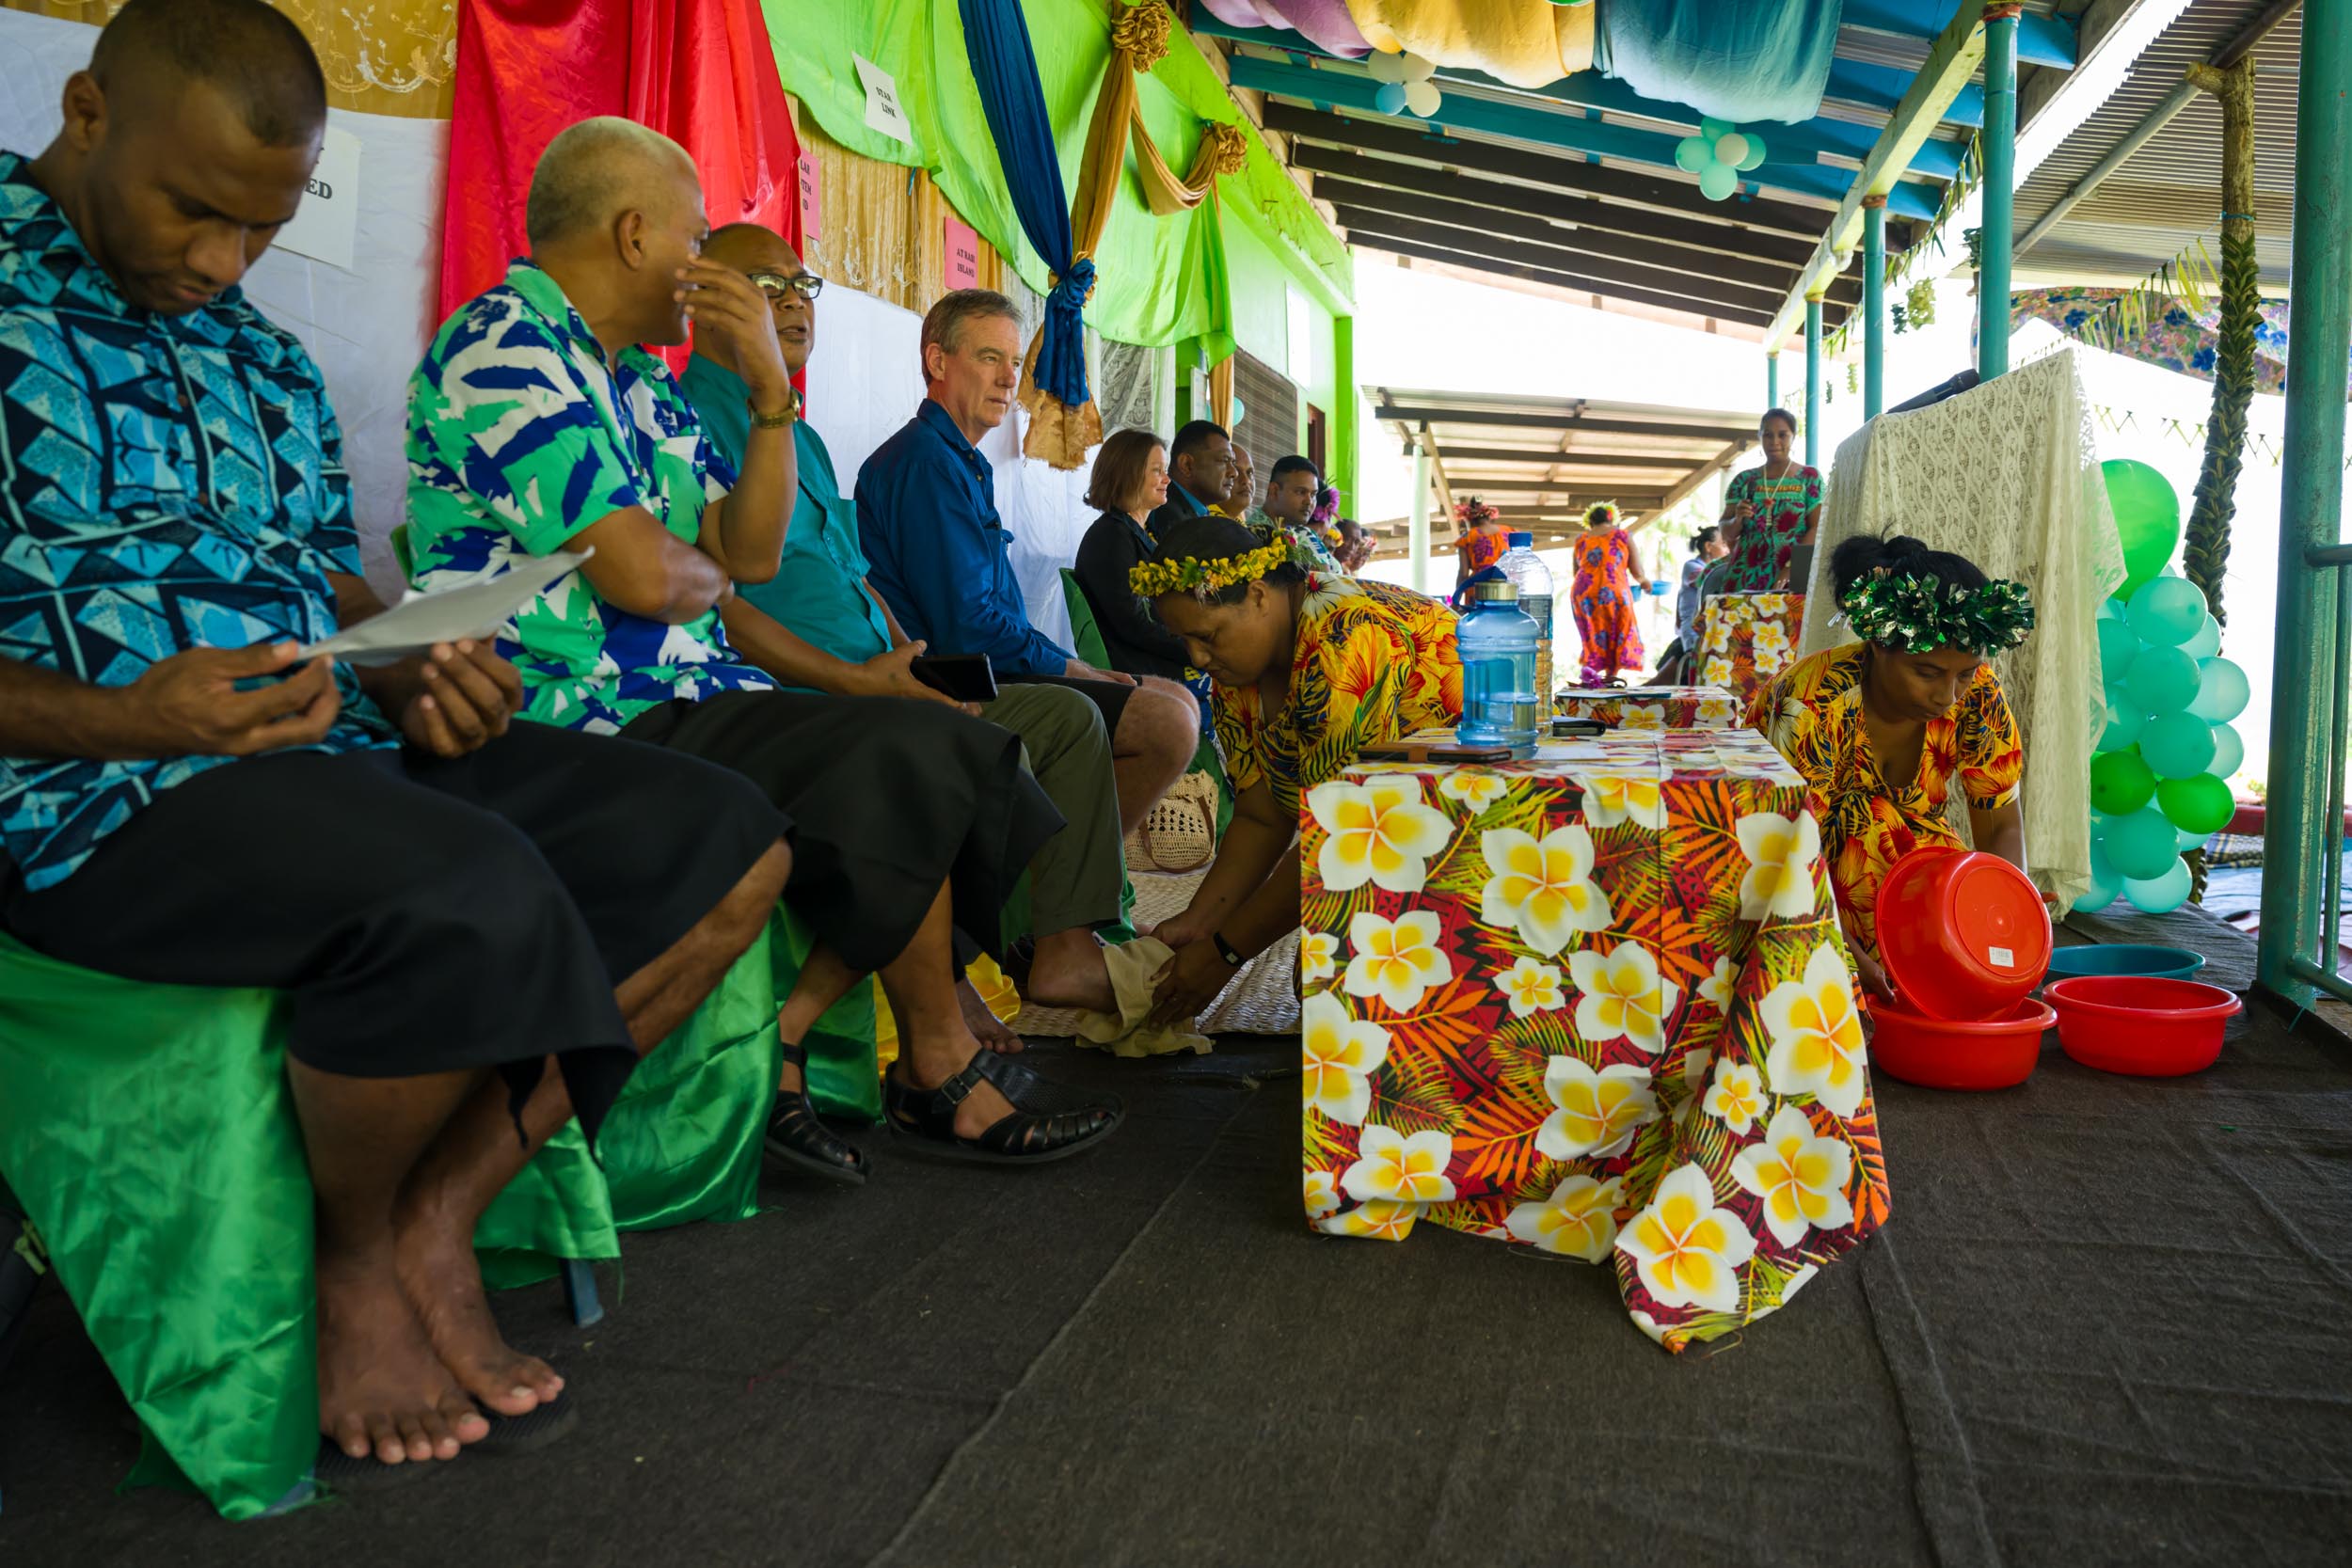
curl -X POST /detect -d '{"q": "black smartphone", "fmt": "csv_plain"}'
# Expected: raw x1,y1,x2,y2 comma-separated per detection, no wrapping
909,654,998,703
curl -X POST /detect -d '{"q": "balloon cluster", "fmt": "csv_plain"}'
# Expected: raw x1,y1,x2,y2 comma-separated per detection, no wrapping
1675,118,1767,202
1367,52,1440,119
2079,469,2249,916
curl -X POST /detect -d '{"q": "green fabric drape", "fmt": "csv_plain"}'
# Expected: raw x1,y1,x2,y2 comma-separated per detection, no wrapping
0,920,788,1519
764,0,1348,356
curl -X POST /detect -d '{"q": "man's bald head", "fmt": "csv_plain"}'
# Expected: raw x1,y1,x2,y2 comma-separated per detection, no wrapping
90,0,326,146
701,223,801,275
525,117,700,251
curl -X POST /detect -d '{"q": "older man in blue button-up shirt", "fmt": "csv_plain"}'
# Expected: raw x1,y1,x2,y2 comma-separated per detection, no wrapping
857,291,1197,836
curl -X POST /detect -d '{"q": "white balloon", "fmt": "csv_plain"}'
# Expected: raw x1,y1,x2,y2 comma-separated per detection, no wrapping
2205,721,2245,779
1402,79,1442,118
2183,613,2222,660
1714,133,1750,167
1401,51,1436,83
1367,51,1410,84
2176,826,2212,852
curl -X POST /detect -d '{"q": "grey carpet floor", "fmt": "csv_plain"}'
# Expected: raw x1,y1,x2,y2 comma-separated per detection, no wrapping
8,974,2352,1566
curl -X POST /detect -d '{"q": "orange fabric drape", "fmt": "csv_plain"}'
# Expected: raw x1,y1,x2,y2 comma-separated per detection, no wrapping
787,110,1006,314
1206,355,1235,429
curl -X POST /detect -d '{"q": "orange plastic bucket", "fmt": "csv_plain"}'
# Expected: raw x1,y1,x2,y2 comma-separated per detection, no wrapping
1876,846,2052,1021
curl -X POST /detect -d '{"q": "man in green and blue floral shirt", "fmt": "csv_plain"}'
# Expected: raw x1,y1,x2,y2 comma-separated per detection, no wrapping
406,119,1120,1181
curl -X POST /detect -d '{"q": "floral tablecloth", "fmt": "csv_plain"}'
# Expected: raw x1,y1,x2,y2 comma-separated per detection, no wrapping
1298,728,1887,1352
1556,687,1744,732
1696,594,1805,707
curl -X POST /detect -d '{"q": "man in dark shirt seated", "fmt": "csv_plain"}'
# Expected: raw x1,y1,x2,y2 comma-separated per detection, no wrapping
1263,454,1322,533
0,0,791,1476
1146,419,1235,539
675,223,1122,1022
856,292,1197,836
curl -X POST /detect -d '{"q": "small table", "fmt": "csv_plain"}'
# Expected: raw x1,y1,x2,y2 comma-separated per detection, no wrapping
1556,686,1745,732
1299,727,1885,1352
1695,593,1806,708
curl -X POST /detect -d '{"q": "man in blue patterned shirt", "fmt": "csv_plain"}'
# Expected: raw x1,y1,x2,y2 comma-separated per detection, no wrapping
408,120,1122,1188
0,0,794,1482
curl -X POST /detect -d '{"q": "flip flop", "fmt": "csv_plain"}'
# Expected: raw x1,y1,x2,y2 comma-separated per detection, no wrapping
470,1387,580,1456
310,1436,448,1495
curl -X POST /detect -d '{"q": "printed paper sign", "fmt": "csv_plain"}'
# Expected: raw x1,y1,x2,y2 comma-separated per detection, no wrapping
797,151,822,241
275,125,361,271
853,55,914,145
944,214,980,292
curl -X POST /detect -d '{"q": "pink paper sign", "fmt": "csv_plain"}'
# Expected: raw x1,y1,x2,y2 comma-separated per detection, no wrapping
797,151,821,241
944,214,980,292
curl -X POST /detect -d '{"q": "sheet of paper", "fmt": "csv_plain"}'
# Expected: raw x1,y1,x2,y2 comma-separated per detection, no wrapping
944,214,979,291
854,54,914,145
275,125,361,272
797,150,822,238
301,549,591,667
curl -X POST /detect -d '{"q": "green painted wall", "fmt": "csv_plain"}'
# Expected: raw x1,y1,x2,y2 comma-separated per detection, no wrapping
1219,198,1356,512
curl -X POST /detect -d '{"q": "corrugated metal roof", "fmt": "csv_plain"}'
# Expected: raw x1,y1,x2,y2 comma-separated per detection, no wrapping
2016,0,2300,286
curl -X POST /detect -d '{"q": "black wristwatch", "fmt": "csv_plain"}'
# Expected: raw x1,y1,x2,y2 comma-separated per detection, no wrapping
1212,930,1245,968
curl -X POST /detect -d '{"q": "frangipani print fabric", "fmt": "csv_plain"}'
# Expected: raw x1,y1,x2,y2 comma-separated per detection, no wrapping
1697,593,1806,709
1556,687,1745,733
1299,729,1887,1352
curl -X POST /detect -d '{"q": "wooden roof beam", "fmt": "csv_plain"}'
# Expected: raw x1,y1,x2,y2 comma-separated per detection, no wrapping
1437,446,1715,469
1374,404,1766,442
1345,222,1781,326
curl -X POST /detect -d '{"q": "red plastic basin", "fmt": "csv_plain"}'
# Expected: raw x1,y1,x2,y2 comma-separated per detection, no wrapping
1869,996,2056,1091
2044,975,2242,1077
1876,846,2053,1021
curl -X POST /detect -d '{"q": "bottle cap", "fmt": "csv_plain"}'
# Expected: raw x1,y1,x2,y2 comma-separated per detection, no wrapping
1507,531,1534,547
1470,579,1519,603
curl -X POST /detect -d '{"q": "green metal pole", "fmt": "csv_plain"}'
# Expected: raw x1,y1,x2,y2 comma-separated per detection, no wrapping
2257,2,2352,1006
1863,198,1886,418
1767,352,1779,411
1804,297,1822,467
1978,6,2020,381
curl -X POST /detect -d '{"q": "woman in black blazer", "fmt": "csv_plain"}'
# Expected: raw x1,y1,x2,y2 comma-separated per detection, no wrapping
1074,430,1193,683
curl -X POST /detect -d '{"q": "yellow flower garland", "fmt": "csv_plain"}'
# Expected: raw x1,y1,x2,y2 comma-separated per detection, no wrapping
1130,540,1288,598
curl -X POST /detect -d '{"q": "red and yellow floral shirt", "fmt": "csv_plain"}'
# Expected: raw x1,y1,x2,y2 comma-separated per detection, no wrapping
1749,642,2024,956
1214,574,1462,816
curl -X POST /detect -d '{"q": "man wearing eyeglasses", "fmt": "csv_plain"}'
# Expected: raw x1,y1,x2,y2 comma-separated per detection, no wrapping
679,223,1128,1034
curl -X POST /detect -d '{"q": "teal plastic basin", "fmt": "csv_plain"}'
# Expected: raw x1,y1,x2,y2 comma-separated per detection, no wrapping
2042,944,2207,984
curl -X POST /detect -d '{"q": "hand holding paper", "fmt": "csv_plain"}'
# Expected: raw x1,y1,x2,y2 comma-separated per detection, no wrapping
302,549,592,667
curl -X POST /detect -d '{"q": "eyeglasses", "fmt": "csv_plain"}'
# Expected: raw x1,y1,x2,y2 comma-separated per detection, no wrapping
748,271,824,305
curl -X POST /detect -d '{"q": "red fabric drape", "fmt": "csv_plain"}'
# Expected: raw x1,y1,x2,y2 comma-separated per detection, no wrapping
439,0,803,333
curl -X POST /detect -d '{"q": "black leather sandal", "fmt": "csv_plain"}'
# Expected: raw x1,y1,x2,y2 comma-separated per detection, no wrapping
883,1050,1121,1166
764,1039,867,1185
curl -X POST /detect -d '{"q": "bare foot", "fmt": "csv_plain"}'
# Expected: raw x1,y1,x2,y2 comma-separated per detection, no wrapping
393,1200,564,1419
315,1251,486,1465
959,977,1024,1054
1022,928,1119,1015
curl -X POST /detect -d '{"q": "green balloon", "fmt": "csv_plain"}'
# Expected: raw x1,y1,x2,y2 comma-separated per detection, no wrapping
2182,612,2222,660
2097,697,2144,754
2090,749,2158,815
2190,657,2250,723
2156,772,2236,836
2140,710,2217,778
2207,721,2245,778
2123,856,2193,914
2126,576,2208,647
2096,615,2141,680
2126,644,2202,715
2103,459,2181,597
2103,806,2181,880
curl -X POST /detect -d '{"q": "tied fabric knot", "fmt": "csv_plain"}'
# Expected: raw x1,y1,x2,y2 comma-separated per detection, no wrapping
1111,0,1172,71
1200,121,1249,178
1036,258,1096,409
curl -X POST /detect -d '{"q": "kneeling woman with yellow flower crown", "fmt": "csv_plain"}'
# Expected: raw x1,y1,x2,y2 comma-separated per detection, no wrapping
1750,532,2042,1005
1135,516,1463,1021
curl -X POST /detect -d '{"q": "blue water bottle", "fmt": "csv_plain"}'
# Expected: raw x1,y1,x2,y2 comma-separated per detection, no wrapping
1456,579,1540,755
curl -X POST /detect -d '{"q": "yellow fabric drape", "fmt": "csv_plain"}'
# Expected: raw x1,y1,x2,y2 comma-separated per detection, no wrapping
1344,0,1595,91
1023,1,1246,470
1206,355,1235,430
1,0,460,118
788,108,1006,317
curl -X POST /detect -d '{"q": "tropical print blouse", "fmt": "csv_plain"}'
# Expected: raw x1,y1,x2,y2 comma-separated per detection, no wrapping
1214,574,1462,816
1719,463,1823,592
1749,643,2025,956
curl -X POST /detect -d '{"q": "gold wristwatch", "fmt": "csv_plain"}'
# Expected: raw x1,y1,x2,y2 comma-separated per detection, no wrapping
749,388,801,429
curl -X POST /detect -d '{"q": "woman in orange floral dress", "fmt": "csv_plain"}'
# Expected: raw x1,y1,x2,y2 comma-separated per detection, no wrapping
1135,515,1461,1021
1750,534,2040,1003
